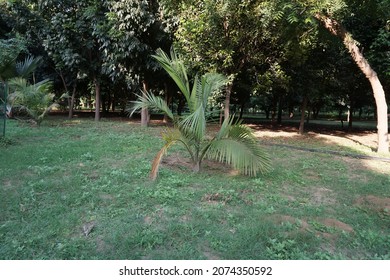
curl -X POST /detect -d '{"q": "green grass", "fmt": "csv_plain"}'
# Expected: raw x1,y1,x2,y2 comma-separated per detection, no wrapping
1,117,390,260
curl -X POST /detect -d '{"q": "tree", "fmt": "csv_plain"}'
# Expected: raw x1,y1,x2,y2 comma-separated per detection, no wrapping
315,14,388,152
0,37,26,82
41,0,108,121
101,0,173,126
277,0,389,152
173,0,276,121
131,48,271,179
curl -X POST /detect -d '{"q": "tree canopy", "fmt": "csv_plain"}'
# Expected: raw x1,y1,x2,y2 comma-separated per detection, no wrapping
1,0,388,152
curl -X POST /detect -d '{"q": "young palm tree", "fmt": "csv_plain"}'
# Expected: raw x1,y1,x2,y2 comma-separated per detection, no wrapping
5,55,60,125
131,48,271,180
8,77,57,125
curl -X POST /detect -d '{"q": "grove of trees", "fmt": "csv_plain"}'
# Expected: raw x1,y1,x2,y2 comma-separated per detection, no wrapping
1,0,389,152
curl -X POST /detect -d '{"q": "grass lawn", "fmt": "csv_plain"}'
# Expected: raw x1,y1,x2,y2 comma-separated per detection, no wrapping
1,117,390,260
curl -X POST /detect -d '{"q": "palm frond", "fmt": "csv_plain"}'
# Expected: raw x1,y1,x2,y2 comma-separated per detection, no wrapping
150,128,194,180
207,124,271,176
128,90,174,120
7,77,54,123
214,114,238,140
151,141,175,180
178,104,206,142
201,73,228,102
15,56,43,79
152,48,191,104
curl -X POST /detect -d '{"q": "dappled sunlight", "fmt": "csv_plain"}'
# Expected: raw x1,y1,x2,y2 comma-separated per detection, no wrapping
309,133,376,154
250,125,390,175
361,159,390,175
252,129,300,139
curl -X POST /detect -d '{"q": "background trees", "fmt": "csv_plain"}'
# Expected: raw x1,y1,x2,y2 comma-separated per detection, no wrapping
1,0,387,151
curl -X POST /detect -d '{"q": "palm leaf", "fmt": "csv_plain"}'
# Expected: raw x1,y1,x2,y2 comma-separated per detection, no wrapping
178,104,206,142
128,90,174,120
150,128,194,179
207,124,271,176
15,56,43,79
151,141,175,180
152,48,191,104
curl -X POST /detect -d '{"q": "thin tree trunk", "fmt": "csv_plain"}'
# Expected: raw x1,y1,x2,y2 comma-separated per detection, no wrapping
277,95,283,124
224,83,233,121
315,14,389,153
69,83,77,119
348,107,353,131
298,95,308,135
141,80,150,127
94,76,100,121
239,102,245,120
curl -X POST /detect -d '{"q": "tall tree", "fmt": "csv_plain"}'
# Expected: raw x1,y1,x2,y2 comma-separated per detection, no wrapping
173,0,277,120
102,0,173,126
40,0,108,121
277,0,389,152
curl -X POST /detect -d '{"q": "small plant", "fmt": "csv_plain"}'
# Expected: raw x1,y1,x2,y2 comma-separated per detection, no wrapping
5,56,63,126
8,77,58,125
131,48,271,179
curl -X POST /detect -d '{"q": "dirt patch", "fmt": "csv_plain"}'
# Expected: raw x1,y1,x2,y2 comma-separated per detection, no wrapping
96,236,110,253
199,243,221,260
143,206,166,225
310,187,336,205
269,214,354,239
319,218,354,233
354,195,390,215
202,193,233,205
161,153,193,171
162,153,238,176
2,180,13,190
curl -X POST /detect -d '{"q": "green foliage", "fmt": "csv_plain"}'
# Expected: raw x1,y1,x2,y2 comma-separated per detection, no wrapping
131,48,271,179
0,37,26,81
8,77,57,125
102,0,171,82
15,56,43,79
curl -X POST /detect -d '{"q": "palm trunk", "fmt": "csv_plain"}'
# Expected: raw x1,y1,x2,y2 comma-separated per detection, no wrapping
315,14,389,153
192,161,201,173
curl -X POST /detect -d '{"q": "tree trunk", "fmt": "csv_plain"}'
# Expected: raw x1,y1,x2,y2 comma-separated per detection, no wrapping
315,14,389,153
224,83,233,121
141,80,150,127
239,102,245,120
94,77,100,121
348,107,353,131
298,95,308,135
277,95,283,124
69,83,77,119
192,160,201,173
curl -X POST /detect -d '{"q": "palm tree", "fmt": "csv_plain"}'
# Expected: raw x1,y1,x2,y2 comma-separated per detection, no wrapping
8,77,57,126
3,55,60,125
131,48,271,180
